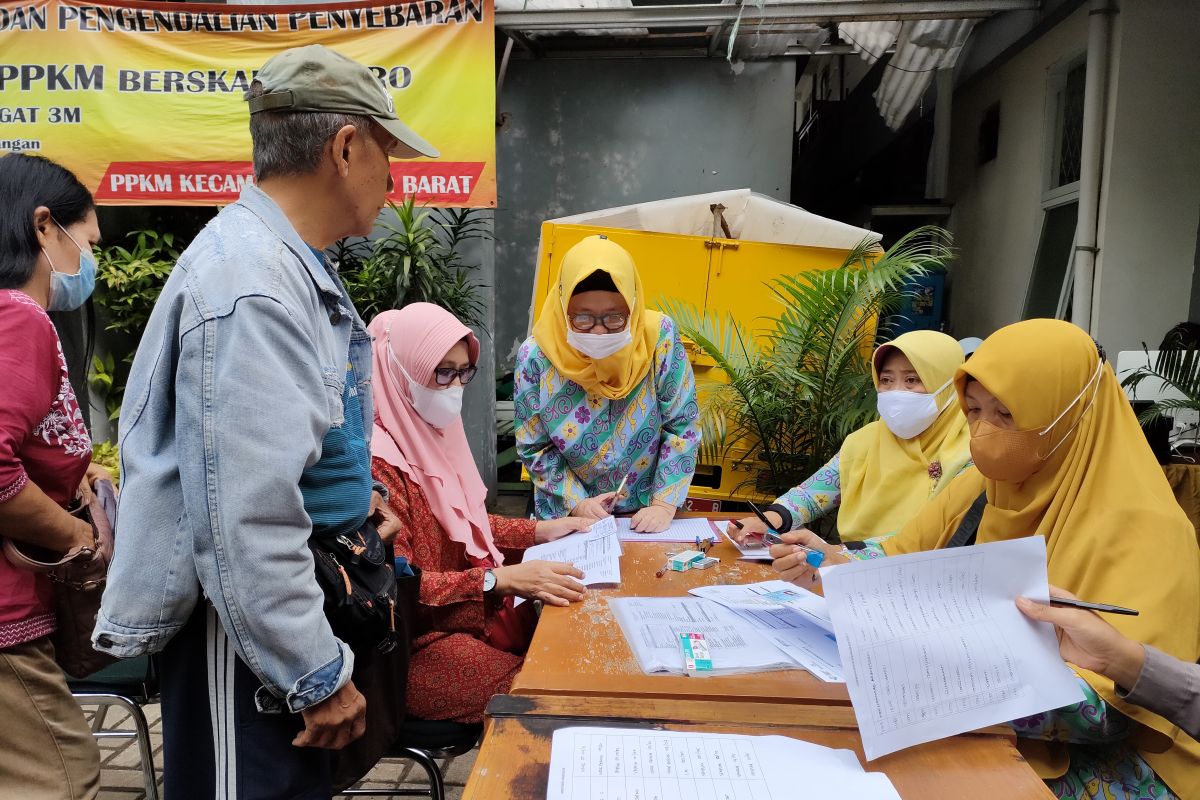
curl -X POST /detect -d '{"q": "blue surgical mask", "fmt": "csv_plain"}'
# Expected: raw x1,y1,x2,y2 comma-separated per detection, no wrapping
45,222,97,312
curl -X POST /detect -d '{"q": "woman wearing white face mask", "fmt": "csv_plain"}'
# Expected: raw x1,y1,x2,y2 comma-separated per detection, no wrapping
0,154,107,798
728,330,971,546
769,320,1199,800
368,304,594,723
514,235,701,533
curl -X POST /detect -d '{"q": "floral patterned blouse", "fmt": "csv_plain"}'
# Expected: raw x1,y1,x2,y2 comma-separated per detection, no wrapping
0,289,91,649
513,315,701,519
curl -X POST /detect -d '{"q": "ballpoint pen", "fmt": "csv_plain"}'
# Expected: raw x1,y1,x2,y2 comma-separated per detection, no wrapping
1048,597,1139,616
604,473,630,512
746,500,824,568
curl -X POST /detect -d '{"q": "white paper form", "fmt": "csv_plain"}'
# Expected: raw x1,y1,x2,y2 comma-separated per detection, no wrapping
514,516,622,606
689,581,844,682
546,726,902,800
616,517,719,544
609,597,796,675
719,526,773,561
821,536,1085,759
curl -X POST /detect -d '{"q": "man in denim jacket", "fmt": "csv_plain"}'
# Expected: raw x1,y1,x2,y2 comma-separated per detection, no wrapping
93,46,436,798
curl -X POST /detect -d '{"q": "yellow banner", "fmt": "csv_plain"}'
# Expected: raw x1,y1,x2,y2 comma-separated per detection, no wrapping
0,0,495,206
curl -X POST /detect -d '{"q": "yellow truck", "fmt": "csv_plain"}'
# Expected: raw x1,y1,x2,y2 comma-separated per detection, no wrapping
526,189,880,510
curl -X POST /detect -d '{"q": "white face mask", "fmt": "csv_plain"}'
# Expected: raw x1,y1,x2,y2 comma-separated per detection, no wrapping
876,378,953,440
567,327,633,360
386,339,465,429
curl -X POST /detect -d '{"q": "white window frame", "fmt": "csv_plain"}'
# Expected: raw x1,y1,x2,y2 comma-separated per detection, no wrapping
1029,52,1087,319
1041,52,1087,207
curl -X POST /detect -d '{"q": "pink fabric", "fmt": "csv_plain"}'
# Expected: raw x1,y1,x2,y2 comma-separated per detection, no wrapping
368,304,502,564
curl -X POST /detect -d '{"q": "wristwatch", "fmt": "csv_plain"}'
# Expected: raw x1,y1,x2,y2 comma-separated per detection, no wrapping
483,569,497,593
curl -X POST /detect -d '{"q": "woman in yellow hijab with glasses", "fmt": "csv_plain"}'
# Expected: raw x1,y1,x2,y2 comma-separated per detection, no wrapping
514,235,701,533
771,319,1200,800
728,330,972,544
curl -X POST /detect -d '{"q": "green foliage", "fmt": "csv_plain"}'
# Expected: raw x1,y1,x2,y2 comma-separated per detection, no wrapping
338,198,489,327
1120,347,1200,432
89,229,180,426
89,352,122,422
94,230,179,335
91,441,120,488
661,226,953,497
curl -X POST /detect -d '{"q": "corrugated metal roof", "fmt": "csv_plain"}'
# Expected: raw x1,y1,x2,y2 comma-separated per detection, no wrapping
840,18,975,129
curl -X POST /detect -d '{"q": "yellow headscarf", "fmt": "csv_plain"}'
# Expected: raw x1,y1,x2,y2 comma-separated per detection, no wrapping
886,319,1200,795
532,235,663,400
836,330,972,539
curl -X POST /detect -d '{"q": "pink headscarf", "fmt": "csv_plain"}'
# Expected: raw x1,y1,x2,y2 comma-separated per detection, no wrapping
368,304,502,564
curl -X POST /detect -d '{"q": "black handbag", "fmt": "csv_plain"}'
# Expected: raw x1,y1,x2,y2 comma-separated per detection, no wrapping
309,520,400,654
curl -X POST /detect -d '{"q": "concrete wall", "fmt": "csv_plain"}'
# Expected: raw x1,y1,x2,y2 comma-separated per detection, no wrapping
493,57,797,368
1091,0,1200,352
945,0,1200,353
944,5,1089,339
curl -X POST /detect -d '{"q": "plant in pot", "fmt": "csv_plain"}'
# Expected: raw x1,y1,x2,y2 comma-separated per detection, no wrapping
660,227,953,538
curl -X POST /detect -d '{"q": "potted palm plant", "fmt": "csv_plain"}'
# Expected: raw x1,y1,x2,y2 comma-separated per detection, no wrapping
660,227,953,506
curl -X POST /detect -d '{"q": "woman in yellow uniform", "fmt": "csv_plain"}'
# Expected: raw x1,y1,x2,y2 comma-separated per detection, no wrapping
773,319,1200,800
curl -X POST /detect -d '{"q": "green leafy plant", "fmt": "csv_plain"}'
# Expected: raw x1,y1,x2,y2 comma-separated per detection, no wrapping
1120,346,1200,441
89,229,182,425
661,226,953,499
93,230,179,335
91,441,121,488
338,198,489,327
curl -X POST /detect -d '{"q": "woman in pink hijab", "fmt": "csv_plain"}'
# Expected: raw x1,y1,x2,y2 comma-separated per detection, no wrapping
369,304,590,723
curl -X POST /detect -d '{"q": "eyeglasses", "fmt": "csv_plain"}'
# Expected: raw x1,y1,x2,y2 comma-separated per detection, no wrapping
568,312,629,332
433,366,478,386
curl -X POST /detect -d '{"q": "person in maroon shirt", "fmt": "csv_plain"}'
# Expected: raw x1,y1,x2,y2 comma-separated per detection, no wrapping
0,153,109,799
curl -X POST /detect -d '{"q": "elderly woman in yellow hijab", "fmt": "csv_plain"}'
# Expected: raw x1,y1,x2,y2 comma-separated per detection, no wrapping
729,330,972,545
772,319,1200,800
513,235,701,533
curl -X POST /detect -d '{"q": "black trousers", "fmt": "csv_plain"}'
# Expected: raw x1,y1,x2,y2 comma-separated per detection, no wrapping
159,602,333,800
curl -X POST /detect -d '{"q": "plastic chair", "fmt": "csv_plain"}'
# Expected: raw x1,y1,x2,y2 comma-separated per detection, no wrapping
69,656,160,800
339,718,482,799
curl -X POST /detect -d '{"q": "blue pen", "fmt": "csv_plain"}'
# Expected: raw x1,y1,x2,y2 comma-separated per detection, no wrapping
746,501,825,568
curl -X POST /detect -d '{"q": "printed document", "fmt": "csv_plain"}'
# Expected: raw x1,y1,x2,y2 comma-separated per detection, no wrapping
546,726,901,800
821,536,1084,759
616,516,719,543
609,596,796,675
690,580,844,682
514,516,622,606
719,525,774,561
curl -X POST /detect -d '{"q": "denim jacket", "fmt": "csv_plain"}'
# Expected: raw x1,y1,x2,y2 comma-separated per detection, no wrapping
93,185,373,713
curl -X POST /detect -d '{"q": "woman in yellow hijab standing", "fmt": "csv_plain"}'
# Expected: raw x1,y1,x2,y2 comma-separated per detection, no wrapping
729,330,972,543
514,235,701,533
771,319,1200,800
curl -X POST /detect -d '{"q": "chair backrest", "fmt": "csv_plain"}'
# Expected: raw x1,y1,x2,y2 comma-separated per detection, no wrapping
67,654,157,702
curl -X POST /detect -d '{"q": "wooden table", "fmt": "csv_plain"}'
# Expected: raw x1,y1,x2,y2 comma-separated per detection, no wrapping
510,517,851,706
486,513,1053,799
462,694,1055,799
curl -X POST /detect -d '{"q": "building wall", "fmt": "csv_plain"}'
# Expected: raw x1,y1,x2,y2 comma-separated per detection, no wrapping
493,57,796,368
945,0,1200,354
944,5,1089,339
1091,0,1200,352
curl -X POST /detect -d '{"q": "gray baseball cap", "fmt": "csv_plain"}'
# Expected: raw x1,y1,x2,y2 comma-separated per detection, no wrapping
248,44,439,159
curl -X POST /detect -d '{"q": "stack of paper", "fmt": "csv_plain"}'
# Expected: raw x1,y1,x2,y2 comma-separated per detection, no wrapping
690,580,844,682
821,536,1085,759
546,726,901,800
615,516,719,544
609,596,796,675
514,516,622,606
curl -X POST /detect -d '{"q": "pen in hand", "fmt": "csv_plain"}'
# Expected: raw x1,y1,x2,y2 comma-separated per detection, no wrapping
1048,597,1139,616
